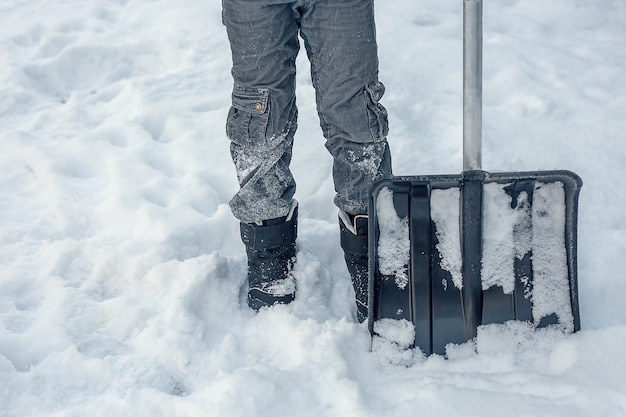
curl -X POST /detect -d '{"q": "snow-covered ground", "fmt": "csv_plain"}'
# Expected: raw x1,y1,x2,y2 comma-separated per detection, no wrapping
2,0,625,415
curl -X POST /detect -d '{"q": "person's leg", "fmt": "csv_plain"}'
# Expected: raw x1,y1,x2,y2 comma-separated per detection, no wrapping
300,0,392,321
223,0,301,224
223,0,301,309
300,0,392,215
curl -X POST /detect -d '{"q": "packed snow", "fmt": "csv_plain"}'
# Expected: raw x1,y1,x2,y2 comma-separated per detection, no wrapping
482,181,530,294
2,0,626,416
530,182,574,330
431,187,464,290
481,180,574,330
375,187,410,290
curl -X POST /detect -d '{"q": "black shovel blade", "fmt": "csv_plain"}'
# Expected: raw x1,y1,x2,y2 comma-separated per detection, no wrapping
368,170,582,356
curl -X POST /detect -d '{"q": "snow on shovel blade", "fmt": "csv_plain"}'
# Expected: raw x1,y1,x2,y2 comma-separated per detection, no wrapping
367,170,582,356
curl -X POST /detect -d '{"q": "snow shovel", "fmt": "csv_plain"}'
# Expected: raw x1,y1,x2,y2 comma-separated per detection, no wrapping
367,0,582,356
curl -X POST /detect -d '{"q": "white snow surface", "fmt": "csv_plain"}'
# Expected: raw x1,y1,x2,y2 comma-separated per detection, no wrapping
2,0,626,416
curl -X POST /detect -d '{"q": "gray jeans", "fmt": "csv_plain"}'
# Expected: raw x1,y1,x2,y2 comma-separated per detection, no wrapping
223,0,392,224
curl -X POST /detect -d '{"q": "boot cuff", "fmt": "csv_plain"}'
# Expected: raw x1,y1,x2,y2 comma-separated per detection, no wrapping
241,203,298,250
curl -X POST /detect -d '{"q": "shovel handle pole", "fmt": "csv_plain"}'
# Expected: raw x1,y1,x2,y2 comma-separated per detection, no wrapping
463,0,482,171
461,0,484,341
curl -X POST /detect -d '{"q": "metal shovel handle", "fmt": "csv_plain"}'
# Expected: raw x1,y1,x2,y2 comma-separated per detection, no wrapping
461,0,484,341
463,0,483,171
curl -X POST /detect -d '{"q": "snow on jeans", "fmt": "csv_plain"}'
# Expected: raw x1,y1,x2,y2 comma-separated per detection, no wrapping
223,0,392,224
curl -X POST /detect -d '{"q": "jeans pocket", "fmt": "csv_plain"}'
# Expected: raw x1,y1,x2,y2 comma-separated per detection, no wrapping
365,80,389,141
226,85,270,148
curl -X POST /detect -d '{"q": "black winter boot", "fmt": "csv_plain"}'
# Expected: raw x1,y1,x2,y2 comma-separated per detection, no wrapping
339,211,369,323
240,204,298,311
